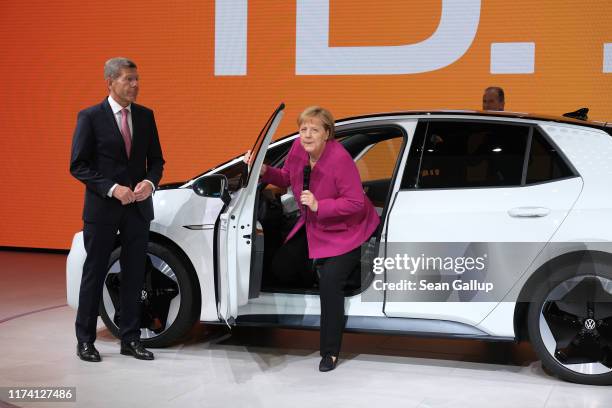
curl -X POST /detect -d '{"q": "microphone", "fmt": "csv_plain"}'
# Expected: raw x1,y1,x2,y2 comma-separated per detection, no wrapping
303,165,311,191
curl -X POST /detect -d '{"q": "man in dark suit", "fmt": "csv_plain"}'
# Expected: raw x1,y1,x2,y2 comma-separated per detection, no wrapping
70,57,165,362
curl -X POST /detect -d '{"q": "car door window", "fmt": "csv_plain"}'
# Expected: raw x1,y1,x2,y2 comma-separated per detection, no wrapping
417,121,529,189
215,160,248,191
356,137,403,182
211,137,295,192
526,128,575,184
355,136,404,208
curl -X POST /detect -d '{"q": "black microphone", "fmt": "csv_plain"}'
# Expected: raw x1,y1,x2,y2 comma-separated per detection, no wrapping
303,165,311,191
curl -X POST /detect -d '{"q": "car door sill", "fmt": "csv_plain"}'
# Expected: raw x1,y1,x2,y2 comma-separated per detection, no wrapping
207,314,515,342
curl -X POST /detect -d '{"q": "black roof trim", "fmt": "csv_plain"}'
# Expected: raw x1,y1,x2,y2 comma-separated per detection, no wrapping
336,110,611,131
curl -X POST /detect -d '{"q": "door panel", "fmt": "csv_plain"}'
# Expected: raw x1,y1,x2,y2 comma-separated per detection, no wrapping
216,104,285,322
383,120,583,327
384,179,583,326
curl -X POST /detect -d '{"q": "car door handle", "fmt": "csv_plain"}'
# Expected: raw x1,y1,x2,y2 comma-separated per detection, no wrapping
508,207,550,218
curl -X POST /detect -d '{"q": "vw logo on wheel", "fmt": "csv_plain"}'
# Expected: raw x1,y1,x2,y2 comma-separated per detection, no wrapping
141,290,148,301
584,318,596,331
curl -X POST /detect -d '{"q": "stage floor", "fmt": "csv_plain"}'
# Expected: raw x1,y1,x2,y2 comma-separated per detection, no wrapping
0,250,610,407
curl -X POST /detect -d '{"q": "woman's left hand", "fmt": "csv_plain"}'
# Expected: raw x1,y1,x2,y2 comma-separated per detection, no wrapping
300,190,318,212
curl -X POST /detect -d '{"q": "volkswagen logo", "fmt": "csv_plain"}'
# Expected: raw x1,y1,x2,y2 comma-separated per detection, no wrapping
141,290,148,301
584,318,596,331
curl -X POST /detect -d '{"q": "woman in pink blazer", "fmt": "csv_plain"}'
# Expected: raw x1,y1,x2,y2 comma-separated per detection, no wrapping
252,106,379,372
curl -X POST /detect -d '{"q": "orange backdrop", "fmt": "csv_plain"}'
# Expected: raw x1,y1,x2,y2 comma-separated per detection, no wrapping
1,0,610,249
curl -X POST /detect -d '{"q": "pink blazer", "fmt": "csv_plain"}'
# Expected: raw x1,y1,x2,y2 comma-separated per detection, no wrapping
262,138,380,259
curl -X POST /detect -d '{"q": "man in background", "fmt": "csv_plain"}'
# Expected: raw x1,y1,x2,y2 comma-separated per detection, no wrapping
482,86,505,111
70,57,165,362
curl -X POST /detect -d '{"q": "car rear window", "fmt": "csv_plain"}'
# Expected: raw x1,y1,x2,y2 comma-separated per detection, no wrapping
526,128,574,184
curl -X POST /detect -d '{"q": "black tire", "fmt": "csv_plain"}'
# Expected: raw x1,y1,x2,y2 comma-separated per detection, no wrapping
99,241,200,348
527,255,612,385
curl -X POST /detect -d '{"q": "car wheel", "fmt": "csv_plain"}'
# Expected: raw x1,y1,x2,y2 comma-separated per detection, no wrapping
99,241,199,348
527,264,612,385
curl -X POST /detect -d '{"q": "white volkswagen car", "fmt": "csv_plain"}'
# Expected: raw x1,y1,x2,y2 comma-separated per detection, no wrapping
67,104,612,385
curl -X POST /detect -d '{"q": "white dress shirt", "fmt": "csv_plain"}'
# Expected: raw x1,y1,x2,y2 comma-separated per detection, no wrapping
106,95,155,198
108,95,133,137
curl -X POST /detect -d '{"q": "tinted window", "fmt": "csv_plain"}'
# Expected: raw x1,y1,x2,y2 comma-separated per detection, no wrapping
400,121,427,189
216,160,247,192
417,121,529,189
215,137,295,192
526,128,574,184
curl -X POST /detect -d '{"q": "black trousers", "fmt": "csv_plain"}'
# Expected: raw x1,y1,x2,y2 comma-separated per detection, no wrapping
75,204,150,343
271,227,361,357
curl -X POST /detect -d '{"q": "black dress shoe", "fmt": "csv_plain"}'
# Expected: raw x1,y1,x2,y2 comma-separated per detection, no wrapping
319,355,337,372
77,342,101,362
120,340,154,360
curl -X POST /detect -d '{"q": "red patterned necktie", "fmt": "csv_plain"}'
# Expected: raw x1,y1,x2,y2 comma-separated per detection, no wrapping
120,108,132,158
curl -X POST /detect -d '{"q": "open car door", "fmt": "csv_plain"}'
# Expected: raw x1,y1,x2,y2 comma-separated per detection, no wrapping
216,103,285,324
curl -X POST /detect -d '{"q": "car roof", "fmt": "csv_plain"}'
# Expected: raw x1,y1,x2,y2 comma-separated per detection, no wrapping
338,110,612,133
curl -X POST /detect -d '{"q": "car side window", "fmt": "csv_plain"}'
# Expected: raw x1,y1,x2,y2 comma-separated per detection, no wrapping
417,121,529,189
355,136,404,208
215,137,295,192
355,137,403,183
526,128,574,184
215,160,248,192
400,121,427,189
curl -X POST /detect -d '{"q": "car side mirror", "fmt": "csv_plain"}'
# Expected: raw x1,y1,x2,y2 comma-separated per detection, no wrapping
192,175,231,205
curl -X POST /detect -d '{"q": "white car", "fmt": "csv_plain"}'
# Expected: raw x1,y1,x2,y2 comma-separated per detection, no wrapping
67,104,612,385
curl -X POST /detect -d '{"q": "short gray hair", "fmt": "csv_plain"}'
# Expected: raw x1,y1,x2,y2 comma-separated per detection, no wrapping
104,57,137,80
298,106,335,140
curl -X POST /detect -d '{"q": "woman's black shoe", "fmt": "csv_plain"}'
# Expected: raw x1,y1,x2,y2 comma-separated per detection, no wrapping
319,355,337,372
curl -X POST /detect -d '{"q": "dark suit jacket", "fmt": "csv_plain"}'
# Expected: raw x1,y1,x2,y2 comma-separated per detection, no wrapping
70,98,165,224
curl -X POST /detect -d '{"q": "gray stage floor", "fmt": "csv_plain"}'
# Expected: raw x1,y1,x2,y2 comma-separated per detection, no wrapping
0,250,610,407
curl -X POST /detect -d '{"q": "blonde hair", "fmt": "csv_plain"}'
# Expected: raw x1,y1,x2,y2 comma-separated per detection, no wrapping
297,106,335,140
